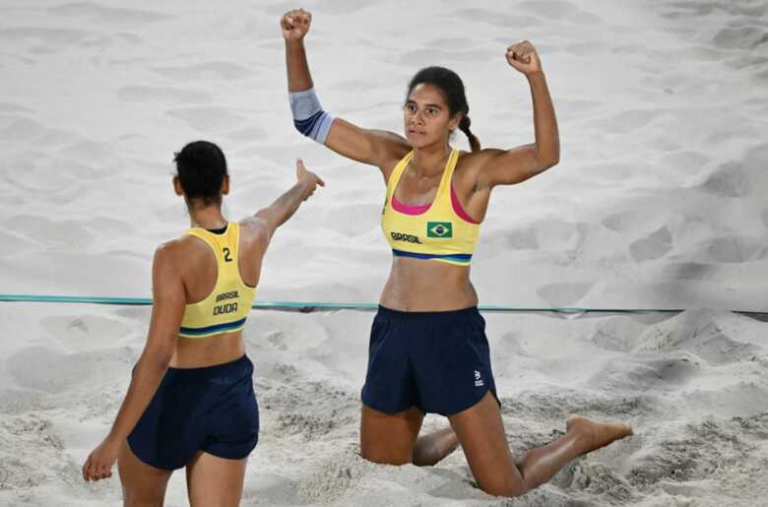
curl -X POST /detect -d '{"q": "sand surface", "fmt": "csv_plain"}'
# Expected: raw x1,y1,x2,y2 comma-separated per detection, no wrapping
1,0,767,505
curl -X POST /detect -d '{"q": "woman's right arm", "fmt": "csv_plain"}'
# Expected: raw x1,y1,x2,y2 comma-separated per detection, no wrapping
281,9,408,168
82,245,185,482
240,158,324,262
251,159,323,239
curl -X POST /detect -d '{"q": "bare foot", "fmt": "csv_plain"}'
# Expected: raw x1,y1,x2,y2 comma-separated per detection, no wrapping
566,415,633,454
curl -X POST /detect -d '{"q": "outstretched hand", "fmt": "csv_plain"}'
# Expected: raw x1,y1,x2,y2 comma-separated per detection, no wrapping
506,41,542,76
296,159,325,200
281,9,312,43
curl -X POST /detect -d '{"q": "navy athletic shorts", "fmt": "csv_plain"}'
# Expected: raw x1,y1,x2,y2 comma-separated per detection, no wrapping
361,306,498,416
127,354,259,470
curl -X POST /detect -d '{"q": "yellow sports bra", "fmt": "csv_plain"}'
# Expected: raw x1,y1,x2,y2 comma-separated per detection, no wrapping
178,222,256,338
381,148,481,266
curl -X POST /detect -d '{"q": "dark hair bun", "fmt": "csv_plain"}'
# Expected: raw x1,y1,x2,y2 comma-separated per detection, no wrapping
174,140,228,206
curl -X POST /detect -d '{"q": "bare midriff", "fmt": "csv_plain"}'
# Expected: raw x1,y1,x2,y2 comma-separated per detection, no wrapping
170,332,247,369
380,256,478,312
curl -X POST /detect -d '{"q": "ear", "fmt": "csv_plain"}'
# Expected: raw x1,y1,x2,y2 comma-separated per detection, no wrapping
448,113,462,132
221,174,230,196
173,176,184,196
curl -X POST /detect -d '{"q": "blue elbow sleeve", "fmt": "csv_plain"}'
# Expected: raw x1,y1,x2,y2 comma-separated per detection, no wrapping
294,110,334,143
290,88,335,144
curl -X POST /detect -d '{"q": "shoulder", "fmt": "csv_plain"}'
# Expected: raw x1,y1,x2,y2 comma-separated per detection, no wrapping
455,148,511,190
154,237,187,262
358,128,408,156
238,217,271,250
377,135,412,177
390,140,412,163
151,238,192,276
239,217,270,239
154,230,213,265
454,147,501,178
150,239,191,290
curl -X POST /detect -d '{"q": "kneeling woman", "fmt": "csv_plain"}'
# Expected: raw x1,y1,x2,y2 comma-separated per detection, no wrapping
82,141,324,507
281,9,632,498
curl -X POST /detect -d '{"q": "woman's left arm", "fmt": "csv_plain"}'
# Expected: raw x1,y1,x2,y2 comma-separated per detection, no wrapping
82,244,186,482
475,41,560,188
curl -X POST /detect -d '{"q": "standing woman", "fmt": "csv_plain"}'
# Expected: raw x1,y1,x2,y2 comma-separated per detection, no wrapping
81,141,324,507
281,9,632,498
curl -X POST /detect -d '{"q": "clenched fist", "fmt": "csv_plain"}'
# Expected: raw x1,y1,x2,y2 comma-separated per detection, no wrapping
506,41,542,76
281,9,312,44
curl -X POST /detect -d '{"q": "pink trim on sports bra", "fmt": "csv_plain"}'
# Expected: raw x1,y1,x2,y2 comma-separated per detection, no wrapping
390,186,479,225
450,185,479,225
391,195,430,214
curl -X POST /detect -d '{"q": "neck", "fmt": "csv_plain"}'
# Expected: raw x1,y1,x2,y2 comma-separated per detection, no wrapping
188,203,226,230
411,142,452,177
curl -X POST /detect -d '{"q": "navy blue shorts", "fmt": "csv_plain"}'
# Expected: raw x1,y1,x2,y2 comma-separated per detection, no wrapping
361,306,498,416
127,355,259,470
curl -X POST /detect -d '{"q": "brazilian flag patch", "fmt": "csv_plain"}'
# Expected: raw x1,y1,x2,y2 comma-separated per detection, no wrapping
427,221,453,238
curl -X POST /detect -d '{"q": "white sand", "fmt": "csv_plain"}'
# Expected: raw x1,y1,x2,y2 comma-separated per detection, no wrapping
1,0,767,505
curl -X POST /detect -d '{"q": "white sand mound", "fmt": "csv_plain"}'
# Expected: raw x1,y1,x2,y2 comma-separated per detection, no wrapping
2,307,766,506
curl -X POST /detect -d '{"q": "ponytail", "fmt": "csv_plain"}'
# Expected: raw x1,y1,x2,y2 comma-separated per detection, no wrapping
459,116,481,152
